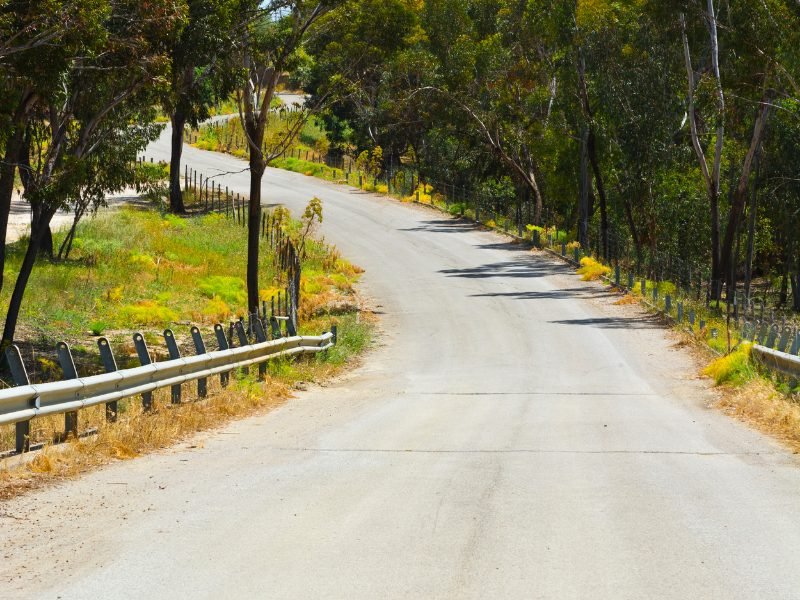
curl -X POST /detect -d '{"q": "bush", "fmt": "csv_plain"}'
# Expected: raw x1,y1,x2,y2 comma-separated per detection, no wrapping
89,321,108,336
448,203,464,216
197,275,246,305
119,301,178,327
577,256,611,281
703,343,755,386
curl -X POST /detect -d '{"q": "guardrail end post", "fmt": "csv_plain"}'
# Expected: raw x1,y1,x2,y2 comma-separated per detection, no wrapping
331,325,338,346
5,345,31,453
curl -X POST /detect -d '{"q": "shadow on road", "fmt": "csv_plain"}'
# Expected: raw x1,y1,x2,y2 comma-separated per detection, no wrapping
548,316,662,329
399,219,478,234
470,288,615,301
440,260,562,280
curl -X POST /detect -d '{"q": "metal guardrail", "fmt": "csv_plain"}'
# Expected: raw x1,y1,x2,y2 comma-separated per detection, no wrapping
1,321,336,454
751,345,800,379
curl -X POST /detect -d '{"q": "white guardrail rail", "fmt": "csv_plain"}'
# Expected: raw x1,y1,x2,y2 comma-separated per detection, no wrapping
751,344,800,380
1,321,335,454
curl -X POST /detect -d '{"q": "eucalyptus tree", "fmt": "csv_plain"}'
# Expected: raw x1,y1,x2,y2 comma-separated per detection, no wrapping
677,0,798,300
1,0,186,347
0,0,95,292
304,0,425,166
232,0,333,314
164,0,239,213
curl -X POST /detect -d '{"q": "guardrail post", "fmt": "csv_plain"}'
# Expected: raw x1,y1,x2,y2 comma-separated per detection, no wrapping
213,324,230,387
5,345,31,453
331,325,338,345
614,265,620,287
270,316,282,340
252,316,268,380
190,326,208,398
163,329,182,404
133,333,154,411
677,302,684,323
627,272,634,290
56,342,79,440
665,294,672,315
235,321,250,376
97,337,119,421
641,279,646,296
689,309,696,328
792,332,800,356
778,328,791,353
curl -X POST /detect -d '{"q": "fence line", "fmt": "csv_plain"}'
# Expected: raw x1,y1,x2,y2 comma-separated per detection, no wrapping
2,320,337,454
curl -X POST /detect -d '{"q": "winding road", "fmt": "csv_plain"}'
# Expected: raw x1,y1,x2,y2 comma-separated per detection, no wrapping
1,127,799,599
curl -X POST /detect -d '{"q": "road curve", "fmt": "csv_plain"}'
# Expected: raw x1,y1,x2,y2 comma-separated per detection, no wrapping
1,128,799,599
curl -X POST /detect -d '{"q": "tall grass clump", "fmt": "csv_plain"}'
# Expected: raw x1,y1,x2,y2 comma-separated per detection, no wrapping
703,343,755,386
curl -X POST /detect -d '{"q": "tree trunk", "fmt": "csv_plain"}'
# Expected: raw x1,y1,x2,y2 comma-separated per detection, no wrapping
0,127,25,293
743,158,759,303
710,188,722,302
247,152,264,315
0,91,35,293
720,95,771,302
2,209,54,348
578,126,590,250
587,131,608,260
57,205,86,261
30,201,54,258
169,109,187,213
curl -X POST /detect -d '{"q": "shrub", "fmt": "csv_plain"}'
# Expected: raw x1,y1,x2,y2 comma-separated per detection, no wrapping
119,301,178,326
448,203,464,216
89,321,108,336
703,343,755,386
197,275,246,305
577,256,611,281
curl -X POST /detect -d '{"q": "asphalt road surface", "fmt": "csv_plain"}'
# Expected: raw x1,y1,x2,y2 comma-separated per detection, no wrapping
1,127,799,599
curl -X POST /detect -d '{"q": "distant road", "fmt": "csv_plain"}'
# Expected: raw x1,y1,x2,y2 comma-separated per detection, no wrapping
2,125,799,599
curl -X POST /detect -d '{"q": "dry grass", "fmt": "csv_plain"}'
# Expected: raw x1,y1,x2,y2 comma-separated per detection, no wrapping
0,308,376,500
0,374,291,500
716,379,800,453
614,293,639,305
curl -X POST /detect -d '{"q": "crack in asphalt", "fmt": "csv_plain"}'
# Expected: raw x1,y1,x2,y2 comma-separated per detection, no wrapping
265,447,781,456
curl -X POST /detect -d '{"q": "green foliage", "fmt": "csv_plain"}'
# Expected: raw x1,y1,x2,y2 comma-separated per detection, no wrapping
198,275,247,305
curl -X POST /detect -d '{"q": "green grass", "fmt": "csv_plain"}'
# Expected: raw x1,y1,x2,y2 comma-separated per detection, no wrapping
2,204,363,348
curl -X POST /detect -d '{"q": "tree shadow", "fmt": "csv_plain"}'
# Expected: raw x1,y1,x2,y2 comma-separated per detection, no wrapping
399,219,478,234
548,316,662,329
440,259,563,280
470,288,615,301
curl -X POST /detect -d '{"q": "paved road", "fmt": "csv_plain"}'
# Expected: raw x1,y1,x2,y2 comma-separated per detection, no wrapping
2,128,800,599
